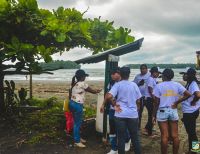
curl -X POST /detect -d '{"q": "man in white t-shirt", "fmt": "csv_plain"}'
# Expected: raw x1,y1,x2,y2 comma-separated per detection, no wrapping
133,64,150,129
143,66,160,136
103,67,142,154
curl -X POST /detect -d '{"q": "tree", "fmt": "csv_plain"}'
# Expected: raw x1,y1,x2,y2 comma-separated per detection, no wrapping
0,0,134,112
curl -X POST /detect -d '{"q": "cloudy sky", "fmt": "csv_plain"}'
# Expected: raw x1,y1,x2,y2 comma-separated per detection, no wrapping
38,0,200,68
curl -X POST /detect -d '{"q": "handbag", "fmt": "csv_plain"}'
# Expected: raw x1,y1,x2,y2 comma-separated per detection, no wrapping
63,99,70,112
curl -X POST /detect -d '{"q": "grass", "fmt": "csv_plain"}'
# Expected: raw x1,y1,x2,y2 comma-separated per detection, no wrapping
16,97,96,144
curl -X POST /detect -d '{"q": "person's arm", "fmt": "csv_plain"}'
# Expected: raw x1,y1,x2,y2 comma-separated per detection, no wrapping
152,97,160,124
138,79,145,87
136,99,140,112
172,90,191,108
85,86,101,94
100,93,114,113
191,91,200,106
152,84,160,123
100,83,119,113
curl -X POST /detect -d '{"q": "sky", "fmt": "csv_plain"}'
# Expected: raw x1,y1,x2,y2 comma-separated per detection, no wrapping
38,0,200,68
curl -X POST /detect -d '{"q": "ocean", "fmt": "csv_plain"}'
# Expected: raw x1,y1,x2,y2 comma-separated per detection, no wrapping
4,68,196,82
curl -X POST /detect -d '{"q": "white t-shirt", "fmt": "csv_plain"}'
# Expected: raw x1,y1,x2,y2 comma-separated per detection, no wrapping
182,81,200,113
133,72,150,96
109,80,142,118
153,81,186,108
144,76,157,98
71,81,89,104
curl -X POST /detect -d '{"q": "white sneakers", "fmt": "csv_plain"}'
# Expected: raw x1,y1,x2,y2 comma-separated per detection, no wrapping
125,139,131,152
74,142,86,148
80,138,86,143
107,150,118,154
74,138,86,148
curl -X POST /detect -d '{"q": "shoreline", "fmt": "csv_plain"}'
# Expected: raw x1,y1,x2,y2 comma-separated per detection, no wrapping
12,80,104,104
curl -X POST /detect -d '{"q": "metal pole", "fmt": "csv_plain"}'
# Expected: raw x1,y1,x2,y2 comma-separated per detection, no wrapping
103,55,119,141
30,73,32,99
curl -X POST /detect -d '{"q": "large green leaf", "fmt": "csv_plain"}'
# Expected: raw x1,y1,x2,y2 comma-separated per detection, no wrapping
55,33,66,42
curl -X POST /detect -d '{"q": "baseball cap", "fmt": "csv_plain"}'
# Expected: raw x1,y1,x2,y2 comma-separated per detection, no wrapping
150,66,161,73
162,68,174,80
111,67,120,74
75,69,89,78
180,68,196,76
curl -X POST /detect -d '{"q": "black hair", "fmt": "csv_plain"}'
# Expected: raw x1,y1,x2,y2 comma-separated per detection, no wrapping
120,72,130,79
140,64,147,69
71,75,82,87
162,68,174,81
185,73,200,90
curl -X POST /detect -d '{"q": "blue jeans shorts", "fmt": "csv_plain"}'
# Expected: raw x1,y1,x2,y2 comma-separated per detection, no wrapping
157,107,179,122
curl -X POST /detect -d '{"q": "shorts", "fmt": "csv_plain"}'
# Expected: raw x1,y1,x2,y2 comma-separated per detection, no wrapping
157,107,179,122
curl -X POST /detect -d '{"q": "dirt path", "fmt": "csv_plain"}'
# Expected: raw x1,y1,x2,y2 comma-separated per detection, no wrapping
1,109,199,154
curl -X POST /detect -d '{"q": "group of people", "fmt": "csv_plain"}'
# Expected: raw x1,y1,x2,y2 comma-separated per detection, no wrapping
68,65,200,154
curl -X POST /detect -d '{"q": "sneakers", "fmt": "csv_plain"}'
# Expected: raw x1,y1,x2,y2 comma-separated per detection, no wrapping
125,139,131,152
74,142,86,148
80,138,86,143
107,150,118,154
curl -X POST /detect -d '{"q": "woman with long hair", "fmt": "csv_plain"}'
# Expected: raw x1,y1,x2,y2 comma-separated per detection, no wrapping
153,68,191,154
69,69,101,148
180,68,200,154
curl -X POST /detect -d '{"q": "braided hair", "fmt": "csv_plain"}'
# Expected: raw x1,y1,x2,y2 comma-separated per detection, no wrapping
185,73,199,90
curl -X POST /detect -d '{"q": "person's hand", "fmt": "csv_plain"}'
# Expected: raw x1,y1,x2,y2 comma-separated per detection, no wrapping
171,103,177,109
191,101,196,106
138,79,145,86
114,104,122,113
100,105,104,113
96,89,102,93
152,117,157,124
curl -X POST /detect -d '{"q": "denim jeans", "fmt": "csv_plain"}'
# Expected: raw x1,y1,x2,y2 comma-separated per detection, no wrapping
115,117,141,154
69,100,83,143
109,109,130,151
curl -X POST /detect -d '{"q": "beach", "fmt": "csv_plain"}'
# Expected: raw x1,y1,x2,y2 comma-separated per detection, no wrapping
0,79,199,154
14,80,104,106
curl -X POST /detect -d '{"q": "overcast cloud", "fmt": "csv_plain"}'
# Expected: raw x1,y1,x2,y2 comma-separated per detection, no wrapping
38,0,200,68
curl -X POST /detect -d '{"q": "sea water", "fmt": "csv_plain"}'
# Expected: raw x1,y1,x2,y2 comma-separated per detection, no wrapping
4,68,198,82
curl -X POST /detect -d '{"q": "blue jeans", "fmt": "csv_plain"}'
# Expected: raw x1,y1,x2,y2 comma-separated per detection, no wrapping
109,110,130,151
69,100,83,143
115,117,141,154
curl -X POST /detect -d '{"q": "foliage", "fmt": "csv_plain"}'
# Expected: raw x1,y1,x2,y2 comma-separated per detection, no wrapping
16,97,96,144
0,0,134,110
126,63,196,69
4,80,19,115
39,60,80,70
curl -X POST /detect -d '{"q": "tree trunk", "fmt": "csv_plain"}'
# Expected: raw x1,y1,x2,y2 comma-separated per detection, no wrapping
0,61,5,113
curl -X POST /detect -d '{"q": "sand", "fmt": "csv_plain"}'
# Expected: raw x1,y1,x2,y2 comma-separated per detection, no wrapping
13,80,104,106
1,80,200,154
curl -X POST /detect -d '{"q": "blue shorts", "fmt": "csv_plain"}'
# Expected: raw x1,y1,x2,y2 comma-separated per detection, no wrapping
157,107,179,122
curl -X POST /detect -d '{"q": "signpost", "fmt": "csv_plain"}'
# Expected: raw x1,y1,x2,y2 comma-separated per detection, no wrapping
103,55,119,140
